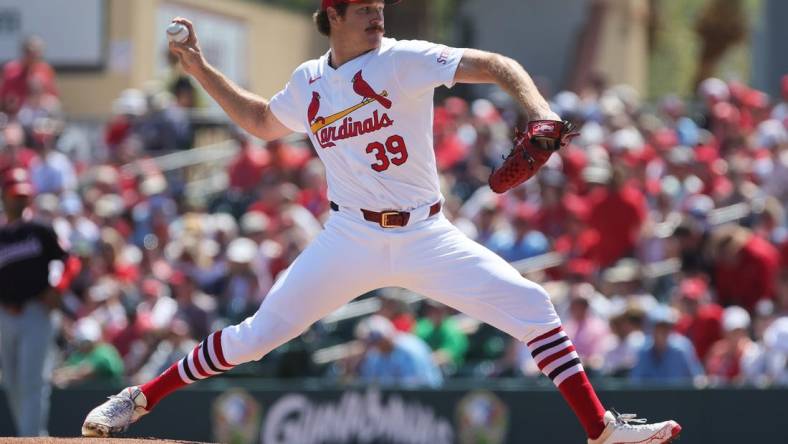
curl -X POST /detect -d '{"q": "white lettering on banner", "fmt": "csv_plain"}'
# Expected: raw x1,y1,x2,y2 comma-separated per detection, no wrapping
262,389,454,444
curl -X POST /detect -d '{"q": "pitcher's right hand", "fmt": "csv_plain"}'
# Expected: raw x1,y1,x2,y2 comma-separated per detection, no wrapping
168,18,206,76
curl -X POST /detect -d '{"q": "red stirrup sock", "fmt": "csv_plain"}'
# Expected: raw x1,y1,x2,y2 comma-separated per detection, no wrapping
140,329,235,409
527,326,607,439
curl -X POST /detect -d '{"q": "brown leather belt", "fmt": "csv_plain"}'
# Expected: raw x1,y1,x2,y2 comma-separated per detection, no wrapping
330,201,442,228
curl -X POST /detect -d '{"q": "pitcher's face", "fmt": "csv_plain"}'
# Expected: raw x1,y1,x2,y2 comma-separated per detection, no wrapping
335,1,386,50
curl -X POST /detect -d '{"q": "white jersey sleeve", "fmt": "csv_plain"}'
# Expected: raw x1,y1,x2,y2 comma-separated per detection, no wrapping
390,40,465,98
268,65,309,133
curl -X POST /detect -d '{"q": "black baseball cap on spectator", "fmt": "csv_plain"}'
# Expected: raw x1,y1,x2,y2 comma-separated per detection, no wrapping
2,168,34,197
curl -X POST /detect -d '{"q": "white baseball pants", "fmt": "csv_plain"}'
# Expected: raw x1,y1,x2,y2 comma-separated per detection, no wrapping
220,208,561,365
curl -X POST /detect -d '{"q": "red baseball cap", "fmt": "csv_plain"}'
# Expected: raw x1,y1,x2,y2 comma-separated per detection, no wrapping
678,277,708,301
562,193,590,221
2,168,34,197
321,0,401,10
512,203,536,222
566,258,596,279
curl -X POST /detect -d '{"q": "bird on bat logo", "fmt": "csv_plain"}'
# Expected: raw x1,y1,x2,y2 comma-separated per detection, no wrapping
352,70,392,109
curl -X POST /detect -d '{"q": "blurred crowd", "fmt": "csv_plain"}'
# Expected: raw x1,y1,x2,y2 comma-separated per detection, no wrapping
2,35,788,390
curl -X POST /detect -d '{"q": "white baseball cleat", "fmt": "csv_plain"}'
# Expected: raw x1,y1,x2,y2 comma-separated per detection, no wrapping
81,386,149,437
588,410,682,444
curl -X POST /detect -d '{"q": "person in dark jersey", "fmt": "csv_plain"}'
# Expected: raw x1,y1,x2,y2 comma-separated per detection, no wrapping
0,167,79,436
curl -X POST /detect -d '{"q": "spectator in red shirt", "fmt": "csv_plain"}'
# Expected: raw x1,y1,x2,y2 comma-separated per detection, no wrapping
266,139,311,184
1,36,58,115
559,144,587,189
377,292,415,333
553,193,601,266
709,225,780,312
674,277,723,361
227,128,269,193
0,121,39,172
104,89,147,152
16,76,61,131
534,172,569,239
705,306,754,383
588,167,647,267
109,306,153,360
296,159,329,218
433,109,468,171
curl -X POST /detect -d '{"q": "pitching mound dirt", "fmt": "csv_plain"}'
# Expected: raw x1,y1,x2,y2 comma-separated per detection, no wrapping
0,439,213,444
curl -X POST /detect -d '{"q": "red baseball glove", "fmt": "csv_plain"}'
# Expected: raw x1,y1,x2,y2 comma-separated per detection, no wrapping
488,120,579,193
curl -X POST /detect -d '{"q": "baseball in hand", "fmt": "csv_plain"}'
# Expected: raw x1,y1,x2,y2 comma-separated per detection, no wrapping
166,22,189,43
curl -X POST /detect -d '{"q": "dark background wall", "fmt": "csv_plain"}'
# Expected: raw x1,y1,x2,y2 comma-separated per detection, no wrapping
753,0,788,98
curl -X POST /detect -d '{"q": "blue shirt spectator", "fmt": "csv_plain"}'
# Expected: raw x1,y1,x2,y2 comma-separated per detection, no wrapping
486,206,549,262
631,307,704,382
488,230,549,262
356,315,443,387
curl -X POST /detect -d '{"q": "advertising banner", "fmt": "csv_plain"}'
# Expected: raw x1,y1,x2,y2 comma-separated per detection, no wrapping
1,384,785,443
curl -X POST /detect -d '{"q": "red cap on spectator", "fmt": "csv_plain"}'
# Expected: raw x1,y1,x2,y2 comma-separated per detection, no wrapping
513,204,536,222
620,150,643,168
729,81,748,102
2,168,34,197
444,97,469,118
651,128,679,151
731,81,769,109
560,147,587,184
567,258,595,279
748,90,768,109
645,177,662,196
679,277,708,301
321,0,400,10
694,144,720,165
142,278,163,297
712,102,740,125
433,107,452,133
168,270,187,286
563,193,590,221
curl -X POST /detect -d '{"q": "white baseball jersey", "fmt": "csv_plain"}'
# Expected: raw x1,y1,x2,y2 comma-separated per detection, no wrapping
179,39,570,403
269,38,465,211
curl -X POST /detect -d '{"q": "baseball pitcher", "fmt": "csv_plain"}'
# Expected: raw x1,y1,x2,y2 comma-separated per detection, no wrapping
83,2,681,443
